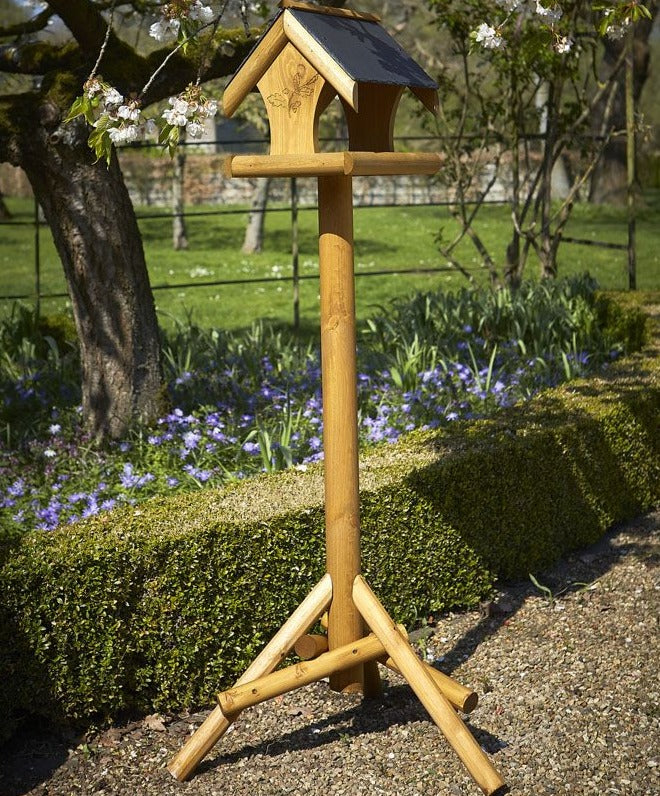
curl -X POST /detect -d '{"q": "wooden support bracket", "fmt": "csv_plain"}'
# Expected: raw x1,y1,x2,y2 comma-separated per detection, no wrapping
167,574,332,781
353,575,506,796
294,633,479,714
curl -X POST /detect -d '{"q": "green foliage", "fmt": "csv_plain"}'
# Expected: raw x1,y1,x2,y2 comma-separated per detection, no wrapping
0,341,657,738
595,291,649,352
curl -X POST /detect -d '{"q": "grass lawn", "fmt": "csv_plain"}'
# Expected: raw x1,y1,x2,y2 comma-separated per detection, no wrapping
1,191,659,330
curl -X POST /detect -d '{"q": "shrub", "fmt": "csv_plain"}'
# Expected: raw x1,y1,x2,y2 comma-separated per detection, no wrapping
0,342,657,739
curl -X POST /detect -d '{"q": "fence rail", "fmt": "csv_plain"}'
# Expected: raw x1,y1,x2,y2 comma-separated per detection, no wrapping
0,133,636,324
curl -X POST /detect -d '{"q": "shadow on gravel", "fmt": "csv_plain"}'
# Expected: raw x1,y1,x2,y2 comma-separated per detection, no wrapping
0,721,73,796
199,682,506,776
437,512,659,682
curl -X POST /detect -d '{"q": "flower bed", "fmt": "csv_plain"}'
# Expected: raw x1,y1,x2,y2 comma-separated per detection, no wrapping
0,277,647,538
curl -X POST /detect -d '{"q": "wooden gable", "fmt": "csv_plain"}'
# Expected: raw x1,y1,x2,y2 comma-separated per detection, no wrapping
222,2,438,156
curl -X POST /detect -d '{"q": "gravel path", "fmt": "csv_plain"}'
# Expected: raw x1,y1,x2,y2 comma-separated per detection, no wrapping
1,511,658,796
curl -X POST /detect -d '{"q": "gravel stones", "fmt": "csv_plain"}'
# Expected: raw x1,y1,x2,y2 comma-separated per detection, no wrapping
1,511,658,796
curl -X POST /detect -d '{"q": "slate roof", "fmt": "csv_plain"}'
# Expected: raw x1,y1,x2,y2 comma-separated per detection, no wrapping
284,9,437,89
223,5,438,113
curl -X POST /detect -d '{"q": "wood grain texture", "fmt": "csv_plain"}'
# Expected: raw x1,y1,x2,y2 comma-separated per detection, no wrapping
318,173,365,693
353,575,506,796
167,574,332,781
223,14,288,117
382,658,479,714
294,633,329,660
279,1,381,22
218,632,388,714
341,84,403,152
257,43,333,155
224,152,443,178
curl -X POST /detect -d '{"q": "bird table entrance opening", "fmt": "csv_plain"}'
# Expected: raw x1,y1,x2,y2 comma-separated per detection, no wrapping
168,3,507,794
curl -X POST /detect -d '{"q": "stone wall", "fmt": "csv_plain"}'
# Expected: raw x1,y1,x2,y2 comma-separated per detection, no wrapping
1,152,513,207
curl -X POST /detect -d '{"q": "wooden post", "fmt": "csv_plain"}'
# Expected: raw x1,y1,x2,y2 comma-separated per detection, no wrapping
353,576,506,796
625,29,637,291
318,174,365,693
167,573,332,781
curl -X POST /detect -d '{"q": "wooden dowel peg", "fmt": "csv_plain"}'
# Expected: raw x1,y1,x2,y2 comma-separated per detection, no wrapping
295,633,329,660
218,632,388,715
167,573,332,781
353,576,506,796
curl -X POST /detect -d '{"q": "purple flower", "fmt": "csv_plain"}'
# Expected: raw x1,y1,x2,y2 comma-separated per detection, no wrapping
242,441,260,454
183,430,201,450
7,478,25,498
183,464,212,482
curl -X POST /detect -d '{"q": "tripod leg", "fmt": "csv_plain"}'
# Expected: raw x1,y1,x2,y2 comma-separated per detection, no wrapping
167,573,332,781
353,576,506,796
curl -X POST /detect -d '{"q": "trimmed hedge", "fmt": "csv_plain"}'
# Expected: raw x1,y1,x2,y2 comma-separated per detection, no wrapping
0,319,658,739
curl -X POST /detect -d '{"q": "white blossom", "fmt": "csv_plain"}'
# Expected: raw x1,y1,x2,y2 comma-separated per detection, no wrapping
162,107,188,127
108,124,140,144
475,23,503,50
144,118,159,137
555,36,573,54
189,2,214,23
170,96,191,116
535,1,562,24
186,120,204,138
149,17,180,41
103,87,124,107
202,98,218,118
118,104,140,122
606,23,629,41
495,0,523,10
84,78,103,98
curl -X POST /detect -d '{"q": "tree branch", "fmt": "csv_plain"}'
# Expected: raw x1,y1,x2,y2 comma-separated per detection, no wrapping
0,41,81,75
0,7,55,38
45,0,112,58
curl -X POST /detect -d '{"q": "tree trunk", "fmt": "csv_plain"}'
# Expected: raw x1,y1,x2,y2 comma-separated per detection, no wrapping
0,188,11,220
242,177,271,254
589,8,658,204
5,104,164,440
172,132,188,250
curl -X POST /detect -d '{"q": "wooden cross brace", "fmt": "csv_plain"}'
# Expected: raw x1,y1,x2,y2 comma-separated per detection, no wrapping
167,573,506,795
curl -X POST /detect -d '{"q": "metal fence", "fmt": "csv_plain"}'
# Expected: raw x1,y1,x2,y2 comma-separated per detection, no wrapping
0,133,636,327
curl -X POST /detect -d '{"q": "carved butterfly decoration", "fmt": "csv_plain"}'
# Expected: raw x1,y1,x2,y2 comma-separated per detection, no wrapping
267,64,319,116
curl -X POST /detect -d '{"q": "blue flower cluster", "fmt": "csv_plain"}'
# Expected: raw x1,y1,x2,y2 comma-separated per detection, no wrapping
0,279,622,536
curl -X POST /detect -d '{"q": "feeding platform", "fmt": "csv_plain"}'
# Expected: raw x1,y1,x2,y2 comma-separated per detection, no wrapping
168,3,507,794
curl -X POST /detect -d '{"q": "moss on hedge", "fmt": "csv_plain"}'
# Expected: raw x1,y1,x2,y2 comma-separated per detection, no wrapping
0,323,658,739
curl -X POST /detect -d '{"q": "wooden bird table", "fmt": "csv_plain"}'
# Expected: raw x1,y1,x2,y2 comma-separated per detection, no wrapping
169,4,507,792
167,152,507,796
